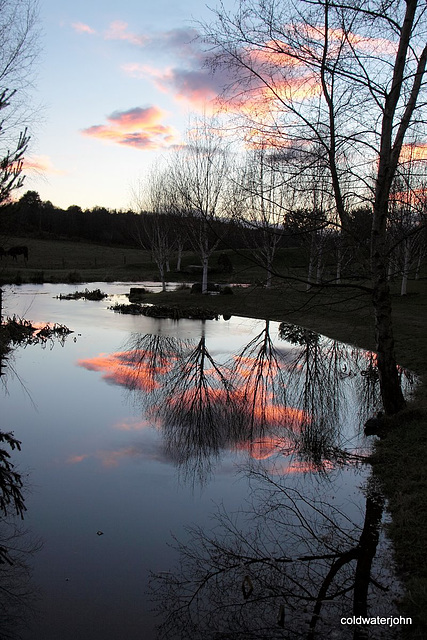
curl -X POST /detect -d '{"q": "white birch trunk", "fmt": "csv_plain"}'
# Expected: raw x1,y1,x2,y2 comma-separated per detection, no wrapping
202,254,209,294
176,244,183,272
400,238,410,296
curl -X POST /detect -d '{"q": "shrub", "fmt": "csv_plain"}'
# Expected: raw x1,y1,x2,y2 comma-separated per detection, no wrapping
220,286,233,295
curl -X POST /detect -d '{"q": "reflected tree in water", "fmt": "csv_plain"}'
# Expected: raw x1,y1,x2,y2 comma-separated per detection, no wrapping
0,422,41,639
277,323,402,465
113,322,405,480
230,321,290,436
157,326,237,480
119,332,187,395
119,329,238,481
0,515,41,640
0,432,26,563
151,467,395,640
279,323,352,467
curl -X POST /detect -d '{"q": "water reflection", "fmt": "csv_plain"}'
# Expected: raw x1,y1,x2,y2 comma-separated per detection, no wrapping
150,467,395,640
76,319,409,636
0,516,42,640
156,328,236,479
0,319,72,638
78,320,412,481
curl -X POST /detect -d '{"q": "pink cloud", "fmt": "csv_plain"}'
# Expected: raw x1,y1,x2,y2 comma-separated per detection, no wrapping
113,417,152,431
302,24,398,55
400,142,427,163
120,26,231,110
121,26,318,117
67,454,90,464
23,155,65,175
81,106,179,150
123,62,233,111
66,444,173,469
104,20,147,47
72,22,96,35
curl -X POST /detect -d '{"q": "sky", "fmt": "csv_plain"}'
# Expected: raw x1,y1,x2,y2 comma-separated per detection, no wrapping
23,0,237,210
19,0,427,212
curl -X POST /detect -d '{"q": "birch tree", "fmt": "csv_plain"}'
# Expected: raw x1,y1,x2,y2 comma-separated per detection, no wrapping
170,119,230,294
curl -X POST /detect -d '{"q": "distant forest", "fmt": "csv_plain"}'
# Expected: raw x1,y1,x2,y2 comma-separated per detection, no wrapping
1,189,304,252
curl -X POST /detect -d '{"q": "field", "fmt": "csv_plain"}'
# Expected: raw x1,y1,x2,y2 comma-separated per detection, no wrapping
0,236,310,284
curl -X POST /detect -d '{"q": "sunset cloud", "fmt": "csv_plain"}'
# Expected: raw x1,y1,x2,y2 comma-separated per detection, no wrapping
72,22,96,35
104,20,147,47
119,25,235,110
123,63,227,110
121,26,320,119
400,142,427,163
113,417,153,431
67,454,90,464
266,459,336,476
23,155,65,175
67,443,174,469
78,348,176,391
81,106,179,150
302,24,398,56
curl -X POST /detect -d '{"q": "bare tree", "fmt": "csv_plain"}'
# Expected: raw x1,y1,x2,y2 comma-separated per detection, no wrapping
236,148,289,287
132,168,176,291
0,0,39,140
201,0,427,415
0,0,39,562
169,118,231,294
387,150,427,295
0,0,39,320
0,0,39,199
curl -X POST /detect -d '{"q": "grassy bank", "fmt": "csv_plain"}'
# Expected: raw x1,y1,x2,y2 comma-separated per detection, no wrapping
0,236,306,285
1,236,426,636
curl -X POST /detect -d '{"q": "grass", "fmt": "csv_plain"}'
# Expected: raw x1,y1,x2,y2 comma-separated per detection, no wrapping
1,235,426,636
0,236,156,283
0,237,309,285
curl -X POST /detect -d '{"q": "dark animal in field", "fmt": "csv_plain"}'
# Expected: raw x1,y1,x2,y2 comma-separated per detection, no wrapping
217,253,233,273
0,247,6,259
8,245,28,261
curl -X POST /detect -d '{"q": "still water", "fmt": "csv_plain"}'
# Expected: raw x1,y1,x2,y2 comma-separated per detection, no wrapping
1,283,410,639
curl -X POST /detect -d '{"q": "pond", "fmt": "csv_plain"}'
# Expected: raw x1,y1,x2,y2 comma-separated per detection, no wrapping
0,283,413,639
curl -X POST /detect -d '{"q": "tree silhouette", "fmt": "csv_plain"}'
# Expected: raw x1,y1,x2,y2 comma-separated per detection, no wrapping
202,0,427,415
150,467,393,640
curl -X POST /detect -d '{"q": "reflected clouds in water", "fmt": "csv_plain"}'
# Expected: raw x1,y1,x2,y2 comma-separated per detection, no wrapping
76,320,415,483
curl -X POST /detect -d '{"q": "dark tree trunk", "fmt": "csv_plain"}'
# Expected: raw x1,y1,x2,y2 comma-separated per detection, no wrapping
371,205,406,415
369,0,424,415
353,485,385,617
